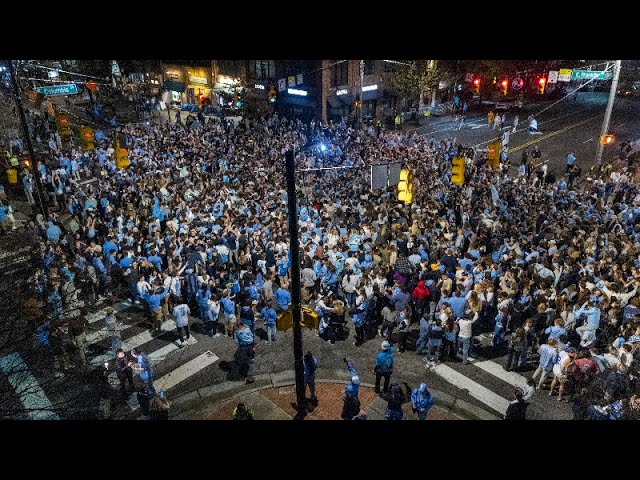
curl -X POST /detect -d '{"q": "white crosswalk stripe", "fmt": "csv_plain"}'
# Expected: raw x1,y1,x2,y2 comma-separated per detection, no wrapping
474,360,530,388
431,362,511,415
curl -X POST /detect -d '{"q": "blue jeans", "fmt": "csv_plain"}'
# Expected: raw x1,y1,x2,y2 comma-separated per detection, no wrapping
427,340,442,363
415,334,428,354
266,325,277,343
459,336,471,363
344,291,356,308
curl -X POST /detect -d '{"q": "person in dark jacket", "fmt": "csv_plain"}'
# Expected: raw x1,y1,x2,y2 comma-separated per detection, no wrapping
150,391,170,420
239,300,256,334
114,348,134,397
136,384,156,419
342,392,361,420
385,383,407,420
504,387,528,420
303,351,318,404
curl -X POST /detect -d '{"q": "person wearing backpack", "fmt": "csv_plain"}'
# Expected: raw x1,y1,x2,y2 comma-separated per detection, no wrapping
303,351,319,405
385,383,407,420
426,319,445,365
374,340,395,395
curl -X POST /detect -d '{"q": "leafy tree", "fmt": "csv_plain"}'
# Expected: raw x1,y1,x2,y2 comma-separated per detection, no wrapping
387,60,440,125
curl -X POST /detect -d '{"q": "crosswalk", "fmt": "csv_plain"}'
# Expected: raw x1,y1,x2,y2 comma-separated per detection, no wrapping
1,299,220,419
426,355,533,417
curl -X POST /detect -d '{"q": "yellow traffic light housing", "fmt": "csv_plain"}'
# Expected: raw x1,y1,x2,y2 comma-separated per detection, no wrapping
80,126,95,151
114,137,129,169
487,140,501,169
397,167,414,204
600,134,615,145
538,77,546,95
451,157,465,185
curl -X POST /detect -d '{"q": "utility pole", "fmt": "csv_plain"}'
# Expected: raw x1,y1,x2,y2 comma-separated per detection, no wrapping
284,149,307,418
595,60,621,166
7,59,48,220
359,59,364,127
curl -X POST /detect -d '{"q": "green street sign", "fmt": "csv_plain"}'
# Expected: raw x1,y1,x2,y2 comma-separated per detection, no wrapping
571,70,612,80
34,84,79,96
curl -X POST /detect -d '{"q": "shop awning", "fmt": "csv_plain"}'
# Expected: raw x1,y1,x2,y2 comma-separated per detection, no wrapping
163,81,186,93
283,95,316,108
362,90,378,101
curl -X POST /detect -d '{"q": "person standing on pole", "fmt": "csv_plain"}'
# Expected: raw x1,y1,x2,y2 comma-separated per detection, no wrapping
374,340,395,395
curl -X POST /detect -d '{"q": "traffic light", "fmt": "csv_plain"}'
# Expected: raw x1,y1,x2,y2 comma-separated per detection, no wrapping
80,126,95,151
397,167,414,204
600,134,615,145
451,157,465,185
56,113,71,138
473,78,480,94
268,86,277,103
538,77,546,94
114,134,129,169
487,140,501,168
501,79,508,96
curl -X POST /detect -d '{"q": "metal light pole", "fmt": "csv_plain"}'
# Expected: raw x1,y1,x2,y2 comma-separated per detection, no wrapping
359,60,364,127
7,59,48,220
595,60,622,166
284,149,306,417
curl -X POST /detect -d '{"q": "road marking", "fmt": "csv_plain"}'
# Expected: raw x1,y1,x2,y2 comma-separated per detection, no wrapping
509,115,600,154
154,350,218,391
473,107,593,147
90,319,176,365
148,335,198,362
85,321,135,346
431,363,510,415
0,352,59,420
86,300,134,324
474,360,529,388
583,137,594,144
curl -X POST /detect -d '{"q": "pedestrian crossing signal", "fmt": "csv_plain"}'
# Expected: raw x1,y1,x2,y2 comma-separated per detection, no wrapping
268,86,277,103
600,134,615,145
397,167,414,203
487,140,501,169
80,126,95,151
451,157,465,185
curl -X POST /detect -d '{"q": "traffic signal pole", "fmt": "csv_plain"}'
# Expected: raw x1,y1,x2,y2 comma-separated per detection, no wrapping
284,149,307,418
595,60,621,166
7,59,49,220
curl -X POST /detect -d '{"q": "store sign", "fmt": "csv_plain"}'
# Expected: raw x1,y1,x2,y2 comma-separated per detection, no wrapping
288,76,296,87
112,60,121,76
547,71,559,84
336,89,348,96
254,84,265,90
465,73,474,82
288,88,307,96
278,78,286,92
362,84,378,92
297,74,303,85
189,76,208,85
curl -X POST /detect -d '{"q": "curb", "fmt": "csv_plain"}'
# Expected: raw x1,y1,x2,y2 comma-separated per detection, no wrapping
167,368,501,421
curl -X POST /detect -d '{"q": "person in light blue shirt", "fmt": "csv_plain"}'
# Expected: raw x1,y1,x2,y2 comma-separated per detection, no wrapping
275,284,292,312
261,303,278,344
411,383,435,420
343,357,360,400
532,338,558,389
544,319,567,341
46,221,61,244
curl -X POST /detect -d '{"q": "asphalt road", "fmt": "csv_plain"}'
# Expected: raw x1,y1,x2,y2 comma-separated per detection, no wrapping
411,93,640,175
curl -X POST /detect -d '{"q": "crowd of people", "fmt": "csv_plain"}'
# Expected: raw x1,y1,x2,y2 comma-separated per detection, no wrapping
13,103,640,420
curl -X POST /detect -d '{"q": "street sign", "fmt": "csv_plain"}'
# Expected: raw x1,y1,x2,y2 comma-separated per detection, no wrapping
547,71,559,84
571,70,612,80
47,70,59,79
558,69,572,82
34,84,78,96
277,78,286,92
112,60,121,76
465,73,474,82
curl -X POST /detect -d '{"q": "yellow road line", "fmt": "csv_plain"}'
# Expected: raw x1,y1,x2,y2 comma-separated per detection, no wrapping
508,115,600,153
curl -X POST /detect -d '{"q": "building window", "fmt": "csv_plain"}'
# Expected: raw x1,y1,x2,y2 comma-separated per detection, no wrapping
331,60,348,88
364,60,375,76
250,60,275,81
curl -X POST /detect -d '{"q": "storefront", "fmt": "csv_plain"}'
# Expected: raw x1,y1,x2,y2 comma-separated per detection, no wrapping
362,86,379,121
185,68,212,104
327,90,354,122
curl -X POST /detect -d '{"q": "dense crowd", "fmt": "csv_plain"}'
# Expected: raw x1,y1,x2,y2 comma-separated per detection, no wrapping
16,108,640,420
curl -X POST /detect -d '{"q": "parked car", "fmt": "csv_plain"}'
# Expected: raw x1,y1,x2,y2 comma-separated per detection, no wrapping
495,98,519,111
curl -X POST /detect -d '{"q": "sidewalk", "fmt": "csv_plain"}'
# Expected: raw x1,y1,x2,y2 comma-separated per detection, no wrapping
167,367,501,421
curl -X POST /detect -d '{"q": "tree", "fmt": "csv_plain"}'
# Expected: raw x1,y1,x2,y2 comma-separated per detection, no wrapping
387,60,440,125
